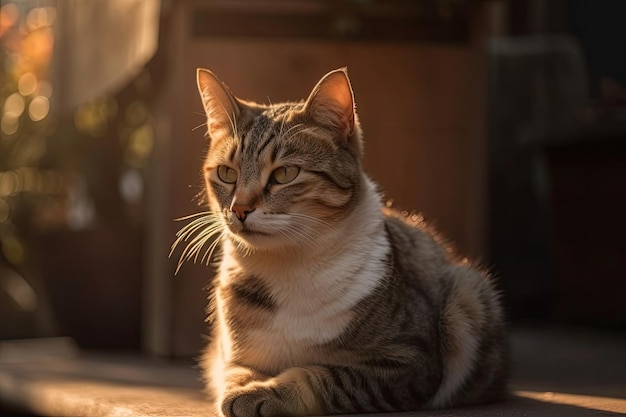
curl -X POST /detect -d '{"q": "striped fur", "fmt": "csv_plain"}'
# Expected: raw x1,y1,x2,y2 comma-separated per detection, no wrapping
177,68,507,417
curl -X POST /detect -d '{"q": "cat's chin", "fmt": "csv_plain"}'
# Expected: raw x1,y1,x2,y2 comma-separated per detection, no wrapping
228,229,302,253
229,228,276,248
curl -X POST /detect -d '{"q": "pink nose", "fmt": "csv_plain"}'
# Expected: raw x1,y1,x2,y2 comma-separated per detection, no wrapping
231,203,255,222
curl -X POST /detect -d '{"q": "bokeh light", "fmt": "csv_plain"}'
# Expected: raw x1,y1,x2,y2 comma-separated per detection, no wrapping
4,92,25,117
18,72,38,96
28,95,49,121
1,113,19,135
125,101,149,126
25,6,56,31
74,98,117,137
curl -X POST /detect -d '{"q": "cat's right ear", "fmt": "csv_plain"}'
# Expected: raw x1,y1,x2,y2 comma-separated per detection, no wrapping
303,68,355,139
197,68,240,141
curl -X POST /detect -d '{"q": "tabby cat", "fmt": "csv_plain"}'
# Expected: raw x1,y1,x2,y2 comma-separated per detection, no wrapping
173,68,507,417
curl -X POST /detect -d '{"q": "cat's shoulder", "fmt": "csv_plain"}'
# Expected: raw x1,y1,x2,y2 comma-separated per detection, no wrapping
381,206,457,263
382,206,441,240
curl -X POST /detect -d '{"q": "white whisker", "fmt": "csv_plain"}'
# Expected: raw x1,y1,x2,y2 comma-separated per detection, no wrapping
170,212,225,274
277,111,289,139
202,231,226,265
289,213,336,233
192,122,208,132
283,125,321,142
280,123,305,139
174,211,215,221
278,222,324,254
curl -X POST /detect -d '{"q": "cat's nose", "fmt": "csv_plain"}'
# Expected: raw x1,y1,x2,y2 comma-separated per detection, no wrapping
231,203,255,222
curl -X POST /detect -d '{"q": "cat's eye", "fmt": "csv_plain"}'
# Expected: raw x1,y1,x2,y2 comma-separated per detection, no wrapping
271,166,300,184
217,165,237,184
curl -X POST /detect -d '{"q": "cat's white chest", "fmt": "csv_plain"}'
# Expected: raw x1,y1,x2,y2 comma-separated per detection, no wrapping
232,243,389,373
241,304,353,373
234,273,353,372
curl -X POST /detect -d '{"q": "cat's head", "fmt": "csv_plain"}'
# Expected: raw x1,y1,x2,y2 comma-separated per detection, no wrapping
196,68,364,253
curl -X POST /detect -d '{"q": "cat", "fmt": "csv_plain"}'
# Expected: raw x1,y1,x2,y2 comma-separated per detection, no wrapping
173,67,508,417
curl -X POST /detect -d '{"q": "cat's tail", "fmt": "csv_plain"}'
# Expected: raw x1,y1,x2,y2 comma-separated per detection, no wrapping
429,264,508,408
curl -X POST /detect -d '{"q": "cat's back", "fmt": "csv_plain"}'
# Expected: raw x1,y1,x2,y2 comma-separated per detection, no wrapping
382,208,452,281
382,206,495,300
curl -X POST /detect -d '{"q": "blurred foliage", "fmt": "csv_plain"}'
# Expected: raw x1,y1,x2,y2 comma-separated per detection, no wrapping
0,3,59,270
0,1,153,279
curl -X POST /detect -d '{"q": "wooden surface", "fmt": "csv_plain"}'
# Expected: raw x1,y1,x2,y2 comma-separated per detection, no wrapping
1,327,625,416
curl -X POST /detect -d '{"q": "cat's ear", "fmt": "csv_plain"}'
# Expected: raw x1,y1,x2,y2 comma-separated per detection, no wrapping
303,68,355,138
197,68,241,140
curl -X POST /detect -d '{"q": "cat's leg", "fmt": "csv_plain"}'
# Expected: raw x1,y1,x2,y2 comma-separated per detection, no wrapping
220,363,435,417
202,339,270,412
220,366,325,417
223,364,270,391
209,360,270,413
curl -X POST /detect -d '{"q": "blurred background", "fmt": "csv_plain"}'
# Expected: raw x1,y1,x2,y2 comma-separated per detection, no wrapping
0,0,624,358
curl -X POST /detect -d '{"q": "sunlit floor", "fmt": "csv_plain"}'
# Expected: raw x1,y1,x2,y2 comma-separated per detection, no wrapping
0,326,625,416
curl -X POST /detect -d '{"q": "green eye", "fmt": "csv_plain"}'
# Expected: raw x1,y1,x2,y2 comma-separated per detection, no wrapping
217,165,237,184
272,166,300,184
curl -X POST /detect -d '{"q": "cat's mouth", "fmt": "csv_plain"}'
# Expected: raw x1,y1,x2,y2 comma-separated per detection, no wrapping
230,224,272,238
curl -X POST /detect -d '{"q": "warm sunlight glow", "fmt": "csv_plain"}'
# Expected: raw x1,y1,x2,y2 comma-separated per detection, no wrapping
0,4,19,38
516,391,626,414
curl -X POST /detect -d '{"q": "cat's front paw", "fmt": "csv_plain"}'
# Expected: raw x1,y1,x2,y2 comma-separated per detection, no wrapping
221,385,289,417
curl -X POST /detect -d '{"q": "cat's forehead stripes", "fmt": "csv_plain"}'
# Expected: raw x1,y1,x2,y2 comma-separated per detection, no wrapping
230,115,276,186
240,114,272,157
234,104,301,170
241,117,276,165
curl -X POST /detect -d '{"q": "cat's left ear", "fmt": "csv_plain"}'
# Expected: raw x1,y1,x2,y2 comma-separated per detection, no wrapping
197,68,241,141
303,68,355,139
